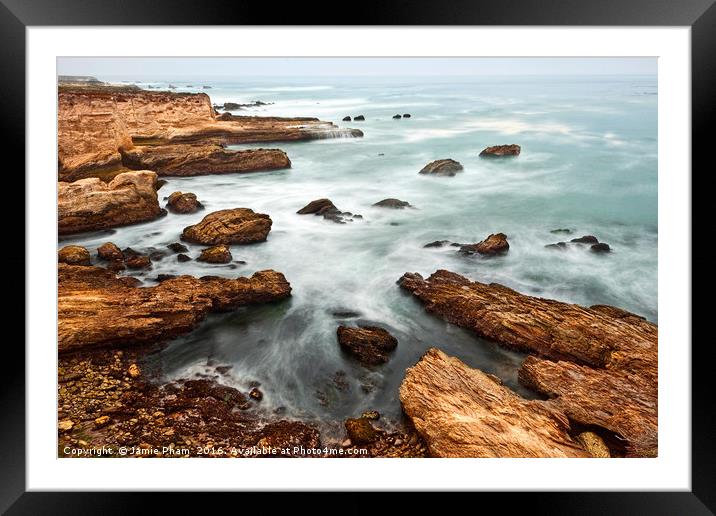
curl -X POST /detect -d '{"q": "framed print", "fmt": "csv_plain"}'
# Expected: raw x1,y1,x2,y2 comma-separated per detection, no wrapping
3,0,711,512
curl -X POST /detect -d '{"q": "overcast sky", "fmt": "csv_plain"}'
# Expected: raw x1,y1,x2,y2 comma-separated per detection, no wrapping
57,57,656,79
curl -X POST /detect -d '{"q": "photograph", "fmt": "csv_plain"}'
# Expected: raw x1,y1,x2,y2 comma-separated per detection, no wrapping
55,56,658,459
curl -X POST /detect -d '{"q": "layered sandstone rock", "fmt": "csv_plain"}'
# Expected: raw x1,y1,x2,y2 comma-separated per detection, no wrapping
121,144,290,177
58,171,163,235
197,245,232,264
58,264,291,352
166,191,203,214
459,233,510,256
181,209,272,245
398,270,657,457
419,159,463,176
479,144,521,157
399,348,588,458
58,246,91,266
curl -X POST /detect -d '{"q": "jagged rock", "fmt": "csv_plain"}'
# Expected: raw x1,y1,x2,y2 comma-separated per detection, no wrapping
97,242,123,261
337,326,398,365
297,198,336,214
459,233,509,255
58,246,91,266
399,348,589,458
58,171,163,234
124,254,151,270
58,264,291,352
122,145,291,177
423,240,451,248
197,245,232,264
571,235,599,244
297,199,358,224
479,144,521,157
167,191,203,214
399,270,657,457
373,198,411,209
181,208,272,245
344,417,378,445
419,159,463,176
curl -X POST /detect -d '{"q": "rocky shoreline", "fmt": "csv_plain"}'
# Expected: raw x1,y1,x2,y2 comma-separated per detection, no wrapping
56,80,657,458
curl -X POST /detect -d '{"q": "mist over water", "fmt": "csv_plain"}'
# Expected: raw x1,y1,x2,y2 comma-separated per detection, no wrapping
62,75,657,439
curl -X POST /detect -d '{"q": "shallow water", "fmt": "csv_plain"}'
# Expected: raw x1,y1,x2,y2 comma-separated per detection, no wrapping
62,75,657,439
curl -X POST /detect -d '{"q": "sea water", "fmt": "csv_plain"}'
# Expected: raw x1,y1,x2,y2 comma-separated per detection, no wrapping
61,75,657,438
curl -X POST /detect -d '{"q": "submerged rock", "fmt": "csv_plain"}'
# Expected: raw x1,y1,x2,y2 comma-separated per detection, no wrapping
423,240,451,248
571,235,599,244
337,325,398,365
459,233,509,256
167,242,189,253
167,191,203,214
373,198,411,209
545,242,568,250
58,264,291,352
97,242,123,262
249,388,263,401
181,208,272,245
177,253,191,262
419,159,463,177
58,171,163,235
400,348,589,458
197,244,232,264
591,243,612,253
550,228,573,234
399,270,658,457
479,144,521,157
59,245,91,266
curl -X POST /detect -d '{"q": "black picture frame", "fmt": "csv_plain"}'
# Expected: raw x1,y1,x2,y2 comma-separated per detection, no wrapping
2,0,710,513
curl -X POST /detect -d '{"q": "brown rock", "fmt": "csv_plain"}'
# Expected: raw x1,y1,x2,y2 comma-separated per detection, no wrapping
58,171,163,235
344,417,378,445
296,198,336,214
576,431,611,458
197,245,232,264
399,348,588,458
181,208,272,245
58,264,291,352
460,233,509,256
124,255,152,269
122,145,291,177
479,144,521,157
128,364,141,378
97,242,123,261
249,388,263,401
94,415,111,428
58,420,74,432
399,270,657,457
166,191,203,214
58,245,91,266
419,159,463,176
337,326,398,365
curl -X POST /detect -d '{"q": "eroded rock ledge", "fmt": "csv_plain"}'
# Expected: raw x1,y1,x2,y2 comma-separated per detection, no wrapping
58,264,291,352
398,270,657,457
400,349,588,458
58,171,163,235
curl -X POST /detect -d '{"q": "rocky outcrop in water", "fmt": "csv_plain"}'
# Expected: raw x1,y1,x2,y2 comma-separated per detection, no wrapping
337,326,398,365
181,209,272,245
546,235,611,253
372,198,411,209
121,145,291,177
58,171,164,235
97,242,124,262
297,199,360,224
398,270,657,457
59,246,91,266
400,348,589,457
58,264,291,352
479,144,521,157
459,233,509,256
419,159,463,176
166,191,203,214
197,245,232,264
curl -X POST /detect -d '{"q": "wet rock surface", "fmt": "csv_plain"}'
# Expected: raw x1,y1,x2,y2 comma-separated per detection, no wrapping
372,198,411,209
459,233,509,256
297,199,361,224
197,245,233,264
479,144,521,157
419,159,463,176
59,245,91,266
166,191,203,214
336,326,398,365
181,208,272,245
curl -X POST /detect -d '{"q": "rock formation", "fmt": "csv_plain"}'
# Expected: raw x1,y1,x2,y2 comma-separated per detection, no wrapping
121,145,291,177
337,326,398,365
399,348,589,458
197,245,233,264
419,159,463,176
297,199,360,224
58,246,91,266
58,264,291,352
166,191,203,214
58,171,163,235
97,242,123,262
459,233,509,255
181,209,272,245
398,270,657,457
372,198,411,209
479,144,521,157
